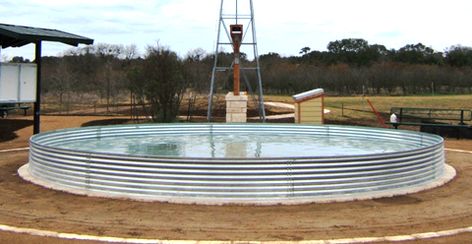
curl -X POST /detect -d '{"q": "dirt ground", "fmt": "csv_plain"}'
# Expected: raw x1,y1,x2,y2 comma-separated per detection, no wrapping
0,114,471,243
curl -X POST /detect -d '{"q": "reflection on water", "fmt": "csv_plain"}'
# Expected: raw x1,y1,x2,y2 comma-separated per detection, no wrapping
128,143,181,157
57,133,414,158
225,142,247,158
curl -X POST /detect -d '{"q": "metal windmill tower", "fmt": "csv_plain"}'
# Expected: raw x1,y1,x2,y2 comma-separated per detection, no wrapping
207,0,266,121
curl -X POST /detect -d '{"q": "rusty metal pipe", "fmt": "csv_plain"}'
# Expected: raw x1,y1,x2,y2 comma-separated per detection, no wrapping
230,24,243,96
233,63,240,95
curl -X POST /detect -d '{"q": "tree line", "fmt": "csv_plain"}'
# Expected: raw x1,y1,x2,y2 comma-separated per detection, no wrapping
5,38,472,121
263,39,472,95
38,43,211,122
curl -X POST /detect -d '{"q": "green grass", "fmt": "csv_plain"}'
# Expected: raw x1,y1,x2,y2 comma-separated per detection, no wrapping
265,94,472,126
326,95,472,125
329,95,472,110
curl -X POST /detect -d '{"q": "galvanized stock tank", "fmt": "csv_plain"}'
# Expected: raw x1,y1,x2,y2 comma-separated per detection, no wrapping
20,124,451,205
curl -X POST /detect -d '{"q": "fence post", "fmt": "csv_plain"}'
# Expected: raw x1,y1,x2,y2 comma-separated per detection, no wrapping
460,110,465,125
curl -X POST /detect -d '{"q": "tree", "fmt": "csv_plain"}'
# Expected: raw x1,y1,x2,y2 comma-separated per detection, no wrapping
259,52,283,65
184,48,211,92
392,43,443,64
327,38,382,66
298,50,335,65
299,47,311,55
123,44,140,60
369,44,388,56
128,44,187,122
328,39,369,53
48,58,76,111
445,45,472,67
10,56,31,63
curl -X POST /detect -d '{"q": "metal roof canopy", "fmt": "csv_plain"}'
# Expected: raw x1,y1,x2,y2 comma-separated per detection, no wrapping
0,23,93,48
0,23,94,134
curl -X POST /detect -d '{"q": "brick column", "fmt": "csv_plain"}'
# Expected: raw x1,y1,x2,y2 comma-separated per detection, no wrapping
225,92,248,123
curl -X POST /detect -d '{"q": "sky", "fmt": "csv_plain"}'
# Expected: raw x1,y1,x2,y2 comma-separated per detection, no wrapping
1,0,472,60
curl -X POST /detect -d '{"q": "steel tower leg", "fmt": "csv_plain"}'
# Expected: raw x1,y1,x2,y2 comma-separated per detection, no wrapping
207,0,225,122
249,0,266,121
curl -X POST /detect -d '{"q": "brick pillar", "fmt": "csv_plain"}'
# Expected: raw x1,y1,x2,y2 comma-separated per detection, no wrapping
225,92,248,123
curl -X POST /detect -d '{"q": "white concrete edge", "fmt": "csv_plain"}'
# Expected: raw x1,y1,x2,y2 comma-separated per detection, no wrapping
17,164,457,206
445,148,472,154
0,223,470,244
0,147,29,153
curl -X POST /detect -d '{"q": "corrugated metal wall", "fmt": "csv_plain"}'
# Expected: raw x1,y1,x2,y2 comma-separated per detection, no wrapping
27,124,445,205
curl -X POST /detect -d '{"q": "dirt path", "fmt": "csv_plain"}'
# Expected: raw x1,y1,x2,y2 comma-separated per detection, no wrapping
0,150,470,242
0,115,131,150
0,115,471,243
264,101,295,110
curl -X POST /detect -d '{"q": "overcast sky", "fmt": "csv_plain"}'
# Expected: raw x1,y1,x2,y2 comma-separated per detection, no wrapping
1,0,472,60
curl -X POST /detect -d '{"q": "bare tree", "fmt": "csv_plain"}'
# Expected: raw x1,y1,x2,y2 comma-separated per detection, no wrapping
128,44,187,122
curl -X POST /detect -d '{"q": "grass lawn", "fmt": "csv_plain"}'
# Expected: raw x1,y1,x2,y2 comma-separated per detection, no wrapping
265,94,472,126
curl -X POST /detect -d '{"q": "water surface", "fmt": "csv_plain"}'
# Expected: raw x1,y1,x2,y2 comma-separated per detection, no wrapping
56,133,414,158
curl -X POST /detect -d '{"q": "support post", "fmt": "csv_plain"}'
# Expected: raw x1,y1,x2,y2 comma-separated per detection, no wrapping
225,92,247,123
230,24,242,96
33,41,42,134
460,110,465,125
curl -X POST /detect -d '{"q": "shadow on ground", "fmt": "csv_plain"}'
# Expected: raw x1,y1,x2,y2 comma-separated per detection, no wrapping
0,119,33,142
81,118,135,127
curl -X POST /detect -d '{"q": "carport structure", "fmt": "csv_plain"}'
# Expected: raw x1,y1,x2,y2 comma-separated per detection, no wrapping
0,23,93,134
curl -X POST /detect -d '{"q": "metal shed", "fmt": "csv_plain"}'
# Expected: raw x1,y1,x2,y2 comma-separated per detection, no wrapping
293,88,325,124
0,23,93,134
